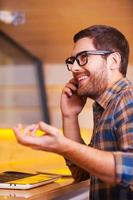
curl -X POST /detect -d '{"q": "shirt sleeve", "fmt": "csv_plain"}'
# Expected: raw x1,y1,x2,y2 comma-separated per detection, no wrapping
113,88,133,186
113,152,133,186
65,158,90,182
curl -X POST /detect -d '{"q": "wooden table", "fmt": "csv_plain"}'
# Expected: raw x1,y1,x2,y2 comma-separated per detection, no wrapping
0,158,90,200
0,130,90,199
0,176,89,200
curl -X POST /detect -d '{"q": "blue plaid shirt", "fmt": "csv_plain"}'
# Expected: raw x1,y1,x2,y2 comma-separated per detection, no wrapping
66,78,133,200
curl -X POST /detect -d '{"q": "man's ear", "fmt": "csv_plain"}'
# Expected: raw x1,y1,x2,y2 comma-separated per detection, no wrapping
107,52,121,70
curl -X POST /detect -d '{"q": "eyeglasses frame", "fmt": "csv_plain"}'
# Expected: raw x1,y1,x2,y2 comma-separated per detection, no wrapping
65,50,114,71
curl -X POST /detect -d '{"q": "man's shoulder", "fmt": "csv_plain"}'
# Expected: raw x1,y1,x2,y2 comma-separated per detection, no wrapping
118,78,133,94
122,80,133,93
115,81,133,107
111,79,133,105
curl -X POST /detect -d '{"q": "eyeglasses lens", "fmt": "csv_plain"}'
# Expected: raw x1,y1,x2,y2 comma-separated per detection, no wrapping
77,52,88,66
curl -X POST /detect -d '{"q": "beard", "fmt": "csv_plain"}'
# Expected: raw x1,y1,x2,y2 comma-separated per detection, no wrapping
77,67,108,100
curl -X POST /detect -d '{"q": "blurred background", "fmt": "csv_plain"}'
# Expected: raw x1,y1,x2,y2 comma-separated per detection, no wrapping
0,0,133,130
0,0,133,177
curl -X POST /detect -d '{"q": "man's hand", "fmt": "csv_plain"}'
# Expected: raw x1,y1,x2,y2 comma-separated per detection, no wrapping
13,121,67,154
60,78,86,117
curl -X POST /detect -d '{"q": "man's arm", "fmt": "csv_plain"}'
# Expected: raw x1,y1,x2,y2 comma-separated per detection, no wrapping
62,115,84,143
61,136,116,184
60,78,86,142
62,115,90,182
60,78,90,180
13,122,116,184
111,89,133,186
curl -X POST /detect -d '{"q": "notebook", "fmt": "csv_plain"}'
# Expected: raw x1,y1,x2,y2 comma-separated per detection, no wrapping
0,171,60,190
37,167,72,177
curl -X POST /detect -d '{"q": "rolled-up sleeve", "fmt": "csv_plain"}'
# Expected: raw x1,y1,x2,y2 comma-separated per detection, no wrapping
65,158,90,182
113,152,133,186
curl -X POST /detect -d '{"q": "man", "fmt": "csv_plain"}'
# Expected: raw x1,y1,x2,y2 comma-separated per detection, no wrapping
14,25,133,200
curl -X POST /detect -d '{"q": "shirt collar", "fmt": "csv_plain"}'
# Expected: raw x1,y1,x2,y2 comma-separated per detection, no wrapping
95,78,131,109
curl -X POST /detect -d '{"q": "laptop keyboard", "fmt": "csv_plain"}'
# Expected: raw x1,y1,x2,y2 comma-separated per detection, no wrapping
0,171,33,183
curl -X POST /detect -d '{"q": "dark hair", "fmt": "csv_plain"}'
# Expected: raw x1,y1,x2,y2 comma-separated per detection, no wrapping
73,25,129,76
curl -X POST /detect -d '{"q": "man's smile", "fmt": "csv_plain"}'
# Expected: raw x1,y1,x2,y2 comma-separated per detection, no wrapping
78,75,88,82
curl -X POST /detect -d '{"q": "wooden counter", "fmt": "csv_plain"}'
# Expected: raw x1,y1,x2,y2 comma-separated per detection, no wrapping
0,176,90,200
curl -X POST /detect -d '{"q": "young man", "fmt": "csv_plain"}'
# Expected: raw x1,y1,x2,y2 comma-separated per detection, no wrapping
14,25,133,200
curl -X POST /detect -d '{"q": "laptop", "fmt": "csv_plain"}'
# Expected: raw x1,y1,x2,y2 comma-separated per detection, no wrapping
0,171,60,190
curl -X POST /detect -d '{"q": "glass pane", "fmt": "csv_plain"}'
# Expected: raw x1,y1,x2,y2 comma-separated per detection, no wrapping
0,32,49,127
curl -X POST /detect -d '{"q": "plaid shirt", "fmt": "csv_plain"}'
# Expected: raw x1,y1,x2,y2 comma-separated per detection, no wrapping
66,78,133,200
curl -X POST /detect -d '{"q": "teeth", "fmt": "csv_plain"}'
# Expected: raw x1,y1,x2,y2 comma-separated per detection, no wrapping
78,76,88,81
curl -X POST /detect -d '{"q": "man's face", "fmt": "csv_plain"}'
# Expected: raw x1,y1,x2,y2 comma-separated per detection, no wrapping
71,37,109,100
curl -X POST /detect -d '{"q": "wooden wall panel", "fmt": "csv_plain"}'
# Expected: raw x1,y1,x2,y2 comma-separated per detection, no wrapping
0,0,133,64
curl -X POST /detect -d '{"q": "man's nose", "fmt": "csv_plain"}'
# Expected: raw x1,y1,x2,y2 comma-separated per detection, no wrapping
71,60,81,72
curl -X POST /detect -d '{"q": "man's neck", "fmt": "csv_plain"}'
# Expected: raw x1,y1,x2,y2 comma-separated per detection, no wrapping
107,73,124,89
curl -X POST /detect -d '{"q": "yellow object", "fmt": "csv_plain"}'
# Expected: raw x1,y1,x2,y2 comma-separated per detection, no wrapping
7,174,54,184
0,128,92,170
37,167,72,176
0,128,44,140
0,128,91,142
0,129,16,140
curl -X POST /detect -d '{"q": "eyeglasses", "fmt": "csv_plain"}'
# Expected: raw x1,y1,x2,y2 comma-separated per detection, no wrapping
65,50,114,71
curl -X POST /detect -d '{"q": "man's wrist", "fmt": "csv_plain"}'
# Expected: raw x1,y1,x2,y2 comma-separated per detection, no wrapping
62,114,79,121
